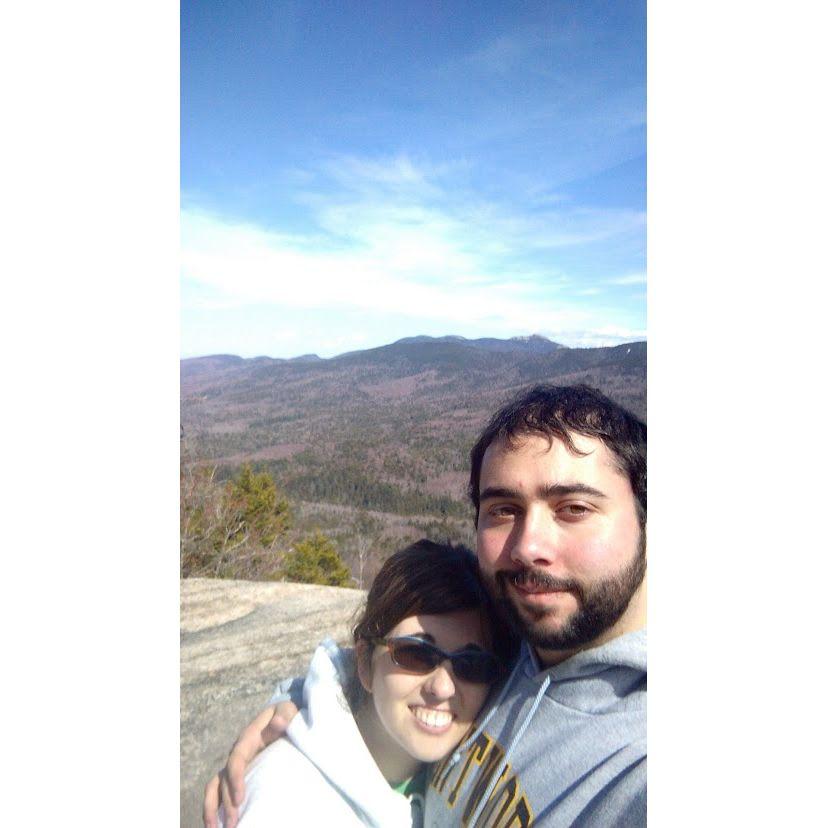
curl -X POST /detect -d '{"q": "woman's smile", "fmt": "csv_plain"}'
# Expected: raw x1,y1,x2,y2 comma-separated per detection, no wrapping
410,705,455,732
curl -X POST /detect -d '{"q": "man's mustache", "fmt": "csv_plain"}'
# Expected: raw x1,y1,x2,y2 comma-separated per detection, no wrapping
496,567,583,598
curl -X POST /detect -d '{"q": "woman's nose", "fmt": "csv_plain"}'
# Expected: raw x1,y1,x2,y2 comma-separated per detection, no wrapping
424,661,457,699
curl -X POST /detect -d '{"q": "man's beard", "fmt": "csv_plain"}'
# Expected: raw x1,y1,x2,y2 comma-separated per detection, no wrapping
488,545,646,651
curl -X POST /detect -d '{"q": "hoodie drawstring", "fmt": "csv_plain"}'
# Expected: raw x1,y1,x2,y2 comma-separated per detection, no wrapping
467,674,552,828
443,657,524,771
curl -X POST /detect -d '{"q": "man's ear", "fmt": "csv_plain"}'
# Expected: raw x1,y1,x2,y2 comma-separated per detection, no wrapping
356,639,373,693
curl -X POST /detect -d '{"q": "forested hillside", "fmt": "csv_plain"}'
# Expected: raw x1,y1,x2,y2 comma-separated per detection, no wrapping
181,335,646,586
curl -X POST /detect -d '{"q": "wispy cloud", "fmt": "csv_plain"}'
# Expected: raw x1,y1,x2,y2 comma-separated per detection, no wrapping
182,154,643,347
182,210,584,331
560,327,647,348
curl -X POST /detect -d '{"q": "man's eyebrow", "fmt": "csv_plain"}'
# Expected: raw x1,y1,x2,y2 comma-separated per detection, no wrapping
479,483,607,501
479,486,522,502
541,483,607,499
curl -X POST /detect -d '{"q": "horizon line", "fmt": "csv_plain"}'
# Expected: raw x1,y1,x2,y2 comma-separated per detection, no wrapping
180,333,648,363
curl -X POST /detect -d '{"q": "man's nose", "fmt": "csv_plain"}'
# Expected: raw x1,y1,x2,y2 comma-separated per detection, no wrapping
509,508,558,567
424,662,457,699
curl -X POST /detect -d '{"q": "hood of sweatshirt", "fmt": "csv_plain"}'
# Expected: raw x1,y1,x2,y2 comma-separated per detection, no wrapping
286,640,414,828
518,628,647,713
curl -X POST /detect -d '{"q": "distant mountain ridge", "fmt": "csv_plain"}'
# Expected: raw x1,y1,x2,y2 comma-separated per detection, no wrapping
185,333,568,366
390,333,565,354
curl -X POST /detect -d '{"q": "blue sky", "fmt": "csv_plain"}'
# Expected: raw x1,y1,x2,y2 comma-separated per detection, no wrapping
181,0,646,358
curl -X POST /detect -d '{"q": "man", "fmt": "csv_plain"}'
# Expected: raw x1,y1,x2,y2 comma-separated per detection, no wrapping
204,384,647,827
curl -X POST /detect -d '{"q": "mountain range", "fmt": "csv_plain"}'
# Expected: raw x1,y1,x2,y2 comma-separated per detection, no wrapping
181,334,646,574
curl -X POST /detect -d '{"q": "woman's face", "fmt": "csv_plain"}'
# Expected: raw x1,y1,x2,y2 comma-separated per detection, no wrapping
364,609,493,763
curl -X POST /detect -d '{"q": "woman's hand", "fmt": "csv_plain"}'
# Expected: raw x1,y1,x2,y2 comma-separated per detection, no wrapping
202,701,299,828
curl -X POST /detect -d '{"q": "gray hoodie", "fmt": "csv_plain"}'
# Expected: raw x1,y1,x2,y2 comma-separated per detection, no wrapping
425,630,647,827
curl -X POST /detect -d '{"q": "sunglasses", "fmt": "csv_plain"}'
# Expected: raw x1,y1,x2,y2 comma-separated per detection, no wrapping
373,636,502,684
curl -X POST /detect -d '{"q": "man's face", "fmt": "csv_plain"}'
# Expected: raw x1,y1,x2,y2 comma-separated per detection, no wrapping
476,432,645,659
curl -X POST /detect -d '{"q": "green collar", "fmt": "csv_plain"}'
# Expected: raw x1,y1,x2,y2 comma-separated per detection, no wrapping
391,765,428,799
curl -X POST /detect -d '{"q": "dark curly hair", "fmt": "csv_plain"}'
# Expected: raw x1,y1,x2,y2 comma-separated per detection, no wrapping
468,384,646,527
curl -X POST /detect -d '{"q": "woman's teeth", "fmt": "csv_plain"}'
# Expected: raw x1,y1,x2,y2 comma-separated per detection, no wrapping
411,707,453,728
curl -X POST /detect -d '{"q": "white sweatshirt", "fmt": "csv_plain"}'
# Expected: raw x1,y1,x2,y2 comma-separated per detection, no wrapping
222,640,416,828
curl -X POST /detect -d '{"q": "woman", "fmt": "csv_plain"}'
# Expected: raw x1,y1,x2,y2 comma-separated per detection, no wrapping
220,539,508,828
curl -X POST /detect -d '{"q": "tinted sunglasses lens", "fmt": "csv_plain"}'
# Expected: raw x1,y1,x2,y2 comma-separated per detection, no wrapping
389,641,440,673
452,653,500,684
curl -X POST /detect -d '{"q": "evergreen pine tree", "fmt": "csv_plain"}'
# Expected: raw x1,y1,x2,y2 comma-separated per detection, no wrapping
281,531,352,587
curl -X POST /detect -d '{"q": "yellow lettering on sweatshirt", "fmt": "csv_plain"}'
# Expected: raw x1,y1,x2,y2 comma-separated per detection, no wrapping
429,730,534,827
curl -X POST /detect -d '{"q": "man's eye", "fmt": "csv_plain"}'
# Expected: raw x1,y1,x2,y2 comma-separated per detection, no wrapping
489,504,518,518
559,504,592,519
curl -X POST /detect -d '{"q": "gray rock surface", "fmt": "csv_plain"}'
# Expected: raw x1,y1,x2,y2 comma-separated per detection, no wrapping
181,578,365,827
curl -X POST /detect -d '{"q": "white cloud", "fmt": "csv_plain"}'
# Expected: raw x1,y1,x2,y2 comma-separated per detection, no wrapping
181,207,588,330
553,327,647,348
182,155,644,344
